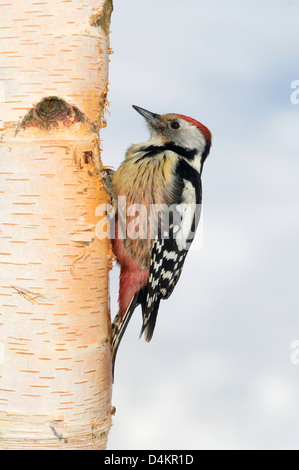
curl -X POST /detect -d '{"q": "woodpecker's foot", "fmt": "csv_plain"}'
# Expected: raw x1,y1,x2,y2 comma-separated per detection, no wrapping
101,168,117,213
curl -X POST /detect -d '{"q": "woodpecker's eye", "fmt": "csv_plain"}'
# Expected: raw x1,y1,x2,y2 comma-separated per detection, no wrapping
170,121,180,130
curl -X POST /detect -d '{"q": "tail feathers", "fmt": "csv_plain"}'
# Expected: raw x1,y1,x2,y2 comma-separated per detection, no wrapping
140,297,161,343
111,294,139,380
111,292,161,380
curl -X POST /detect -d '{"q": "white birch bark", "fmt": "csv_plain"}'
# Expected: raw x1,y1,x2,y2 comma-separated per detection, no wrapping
0,0,113,450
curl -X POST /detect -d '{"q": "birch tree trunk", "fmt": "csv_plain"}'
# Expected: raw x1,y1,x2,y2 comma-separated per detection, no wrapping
0,0,113,450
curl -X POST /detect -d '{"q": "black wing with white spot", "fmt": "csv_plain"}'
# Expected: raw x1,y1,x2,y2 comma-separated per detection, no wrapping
140,236,189,342
141,231,199,342
140,159,202,341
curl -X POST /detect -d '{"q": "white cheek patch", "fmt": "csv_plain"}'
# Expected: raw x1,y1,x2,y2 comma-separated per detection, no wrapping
176,120,207,154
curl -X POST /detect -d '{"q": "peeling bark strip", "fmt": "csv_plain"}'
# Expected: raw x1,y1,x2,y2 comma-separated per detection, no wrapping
90,0,113,34
0,0,113,450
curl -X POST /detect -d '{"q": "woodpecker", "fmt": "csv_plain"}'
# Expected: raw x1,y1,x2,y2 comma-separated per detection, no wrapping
109,105,212,375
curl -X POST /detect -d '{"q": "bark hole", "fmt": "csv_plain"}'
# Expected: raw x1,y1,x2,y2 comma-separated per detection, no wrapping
16,96,87,133
84,151,93,165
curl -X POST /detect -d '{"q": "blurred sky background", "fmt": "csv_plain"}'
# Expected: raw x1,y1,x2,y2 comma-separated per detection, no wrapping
101,0,299,450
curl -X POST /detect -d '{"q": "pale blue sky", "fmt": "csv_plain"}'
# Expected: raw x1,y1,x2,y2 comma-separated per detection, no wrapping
102,0,299,450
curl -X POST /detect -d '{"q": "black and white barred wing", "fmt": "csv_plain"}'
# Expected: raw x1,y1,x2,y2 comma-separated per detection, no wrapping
141,201,201,341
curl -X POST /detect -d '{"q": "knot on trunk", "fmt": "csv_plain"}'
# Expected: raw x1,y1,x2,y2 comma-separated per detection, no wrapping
16,96,89,134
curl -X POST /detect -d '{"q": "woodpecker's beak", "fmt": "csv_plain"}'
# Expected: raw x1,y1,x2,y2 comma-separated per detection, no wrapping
132,105,160,127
